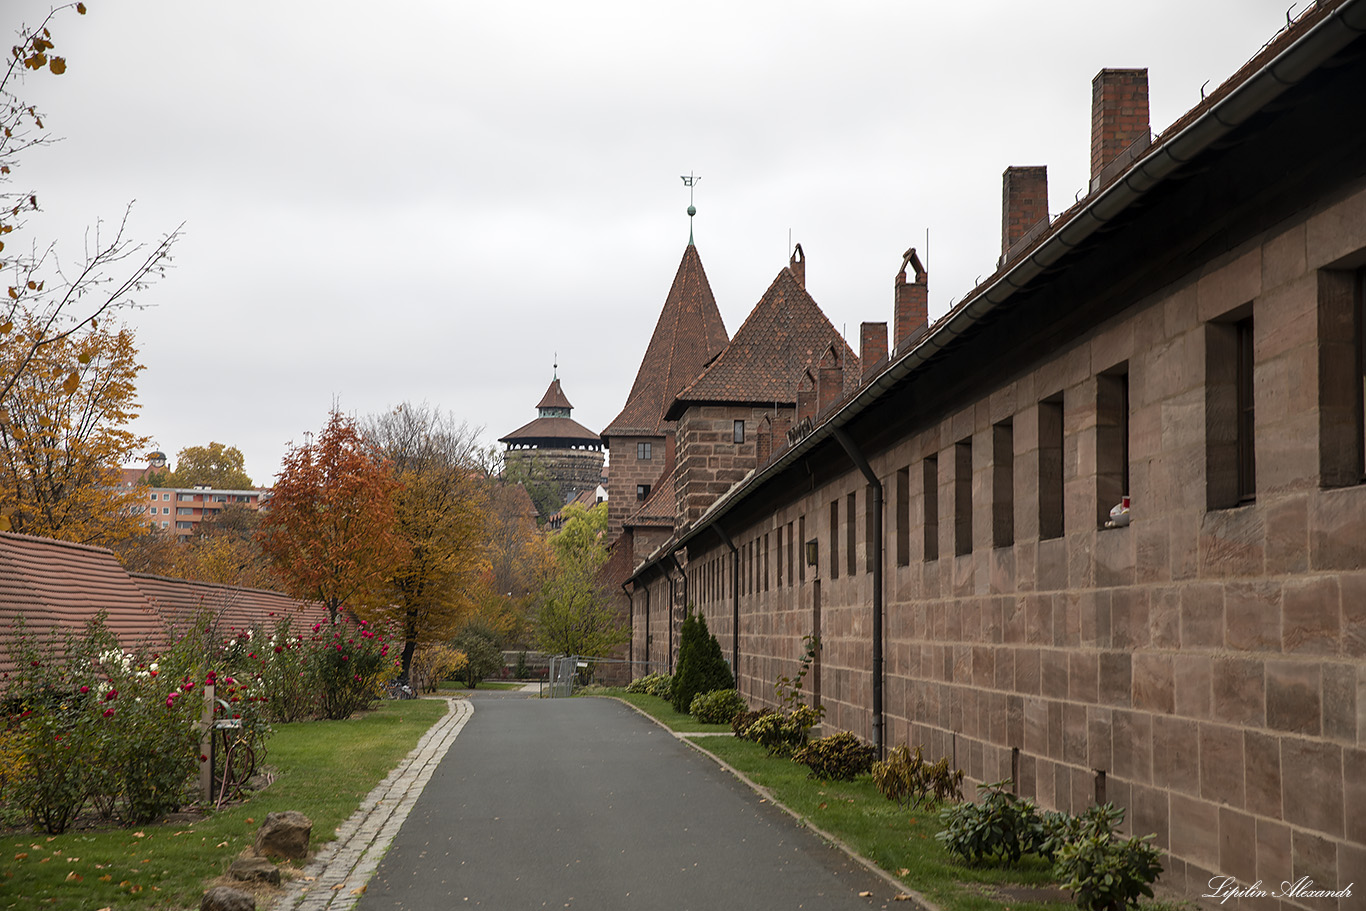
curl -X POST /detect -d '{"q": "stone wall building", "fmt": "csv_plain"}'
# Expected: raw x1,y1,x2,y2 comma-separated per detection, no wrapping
620,3,1366,906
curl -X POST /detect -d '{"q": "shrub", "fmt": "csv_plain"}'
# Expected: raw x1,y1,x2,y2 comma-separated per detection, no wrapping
731,707,775,738
1054,804,1162,911
310,617,399,719
626,672,673,700
871,744,964,809
792,731,876,781
514,651,531,679
670,612,734,713
689,689,746,725
743,703,821,756
453,627,503,688
937,779,1044,866
410,644,468,693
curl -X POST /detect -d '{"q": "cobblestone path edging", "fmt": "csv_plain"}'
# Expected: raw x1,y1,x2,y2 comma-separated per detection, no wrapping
275,696,474,911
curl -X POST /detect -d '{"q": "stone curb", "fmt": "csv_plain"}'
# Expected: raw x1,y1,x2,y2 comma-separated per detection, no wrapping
274,696,474,911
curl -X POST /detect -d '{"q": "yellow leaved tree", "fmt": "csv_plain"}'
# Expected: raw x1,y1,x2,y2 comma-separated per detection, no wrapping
0,317,148,544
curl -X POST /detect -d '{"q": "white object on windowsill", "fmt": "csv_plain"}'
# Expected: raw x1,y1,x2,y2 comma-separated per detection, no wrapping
1105,496,1131,529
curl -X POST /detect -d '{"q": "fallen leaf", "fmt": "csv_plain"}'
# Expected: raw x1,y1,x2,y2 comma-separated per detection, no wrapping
818,802,828,810
894,895,914,902
245,818,255,824
897,868,909,877
332,884,345,891
39,857,50,864
132,832,145,838
350,886,367,895
859,891,873,897
141,858,151,863
14,853,26,860
65,871,83,882
304,876,316,882
67,857,80,862
99,875,112,882
216,842,229,848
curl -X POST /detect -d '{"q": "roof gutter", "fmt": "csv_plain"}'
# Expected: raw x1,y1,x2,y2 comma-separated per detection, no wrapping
640,0,1366,566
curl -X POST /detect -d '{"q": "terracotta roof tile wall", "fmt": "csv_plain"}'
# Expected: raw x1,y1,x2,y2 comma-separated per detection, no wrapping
666,265,858,419
602,245,729,437
130,574,329,639
625,459,679,528
0,532,166,675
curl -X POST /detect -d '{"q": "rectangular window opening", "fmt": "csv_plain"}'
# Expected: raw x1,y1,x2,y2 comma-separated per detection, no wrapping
829,500,840,580
895,467,910,567
733,420,745,444
1236,318,1256,503
1097,367,1130,528
954,438,973,557
865,484,877,574
993,420,1014,548
798,516,807,582
776,526,783,588
1039,395,1064,539
1206,311,1256,509
846,492,857,577
637,442,652,460
923,455,939,561
636,484,650,501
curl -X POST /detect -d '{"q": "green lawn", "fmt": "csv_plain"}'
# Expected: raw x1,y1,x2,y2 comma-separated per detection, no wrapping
438,680,527,692
603,692,1186,911
0,698,449,911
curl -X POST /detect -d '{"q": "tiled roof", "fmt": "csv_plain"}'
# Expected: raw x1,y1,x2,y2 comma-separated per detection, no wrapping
536,378,574,411
499,415,602,444
130,574,329,639
666,265,858,418
0,532,166,675
602,245,729,438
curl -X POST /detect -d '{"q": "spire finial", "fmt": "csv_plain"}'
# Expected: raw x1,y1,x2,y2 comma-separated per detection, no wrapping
553,352,558,381
681,172,701,245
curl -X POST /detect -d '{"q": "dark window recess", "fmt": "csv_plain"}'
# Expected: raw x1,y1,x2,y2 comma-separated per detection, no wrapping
1236,318,1256,502
1039,395,1064,539
895,467,910,567
846,492,857,577
992,420,1014,548
923,456,939,561
733,420,745,444
636,484,650,501
829,500,840,580
865,484,877,573
798,516,807,582
954,438,972,557
1097,368,1130,527
637,442,652,460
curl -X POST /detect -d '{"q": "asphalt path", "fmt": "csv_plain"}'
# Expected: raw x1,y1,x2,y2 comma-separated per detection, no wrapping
356,690,896,911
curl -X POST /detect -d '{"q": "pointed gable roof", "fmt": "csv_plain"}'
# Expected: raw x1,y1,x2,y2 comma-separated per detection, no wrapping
536,378,573,412
602,245,729,438
665,264,858,419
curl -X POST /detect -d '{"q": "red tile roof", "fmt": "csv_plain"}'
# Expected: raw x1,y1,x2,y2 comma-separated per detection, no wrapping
665,265,858,419
0,532,165,675
624,445,677,529
536,378,574,411
498,415,603,444
602,245,729,438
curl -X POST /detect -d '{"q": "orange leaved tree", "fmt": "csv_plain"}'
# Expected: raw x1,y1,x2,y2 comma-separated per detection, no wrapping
258,411,407,622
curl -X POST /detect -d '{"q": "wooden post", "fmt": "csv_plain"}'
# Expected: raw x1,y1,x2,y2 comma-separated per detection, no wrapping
199,683,215,802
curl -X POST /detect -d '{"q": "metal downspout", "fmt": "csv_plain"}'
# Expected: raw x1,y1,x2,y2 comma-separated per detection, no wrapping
713,525,741,678
623,582,634,672
665,572,676,673
832,426,884,757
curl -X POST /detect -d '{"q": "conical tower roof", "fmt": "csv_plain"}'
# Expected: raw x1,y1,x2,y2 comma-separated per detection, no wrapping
665,262,857,419
536,378,573,412
602,245,729,438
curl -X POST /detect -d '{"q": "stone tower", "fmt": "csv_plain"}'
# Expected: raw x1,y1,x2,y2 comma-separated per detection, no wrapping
499,376,605,518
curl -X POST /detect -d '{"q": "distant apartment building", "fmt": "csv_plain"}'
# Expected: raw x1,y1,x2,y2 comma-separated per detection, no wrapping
120,453,268,540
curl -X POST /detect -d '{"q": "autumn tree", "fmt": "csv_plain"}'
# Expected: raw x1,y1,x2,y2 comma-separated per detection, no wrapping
363,403,490,682
499,452,560,522
147,441,253,490
0,316,148,544
258,411,406,622
534,502,629,659
1,5,177,422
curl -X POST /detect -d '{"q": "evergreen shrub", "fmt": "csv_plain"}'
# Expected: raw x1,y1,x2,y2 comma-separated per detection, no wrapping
669,612,733,713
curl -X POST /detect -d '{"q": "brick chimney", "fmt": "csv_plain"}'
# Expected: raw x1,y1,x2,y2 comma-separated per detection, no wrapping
1001,166,1049,262
796,369,818,425
1090,68,1150,191
789,243,806,290
893,248,928,353
860,321,888,381
816,343,843,415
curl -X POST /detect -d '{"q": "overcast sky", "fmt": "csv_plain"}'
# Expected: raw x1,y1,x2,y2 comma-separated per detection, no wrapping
9,0,1300,486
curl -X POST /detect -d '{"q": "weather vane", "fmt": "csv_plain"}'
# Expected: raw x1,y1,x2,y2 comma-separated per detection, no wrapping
553,352,558,380
681,172,701,244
